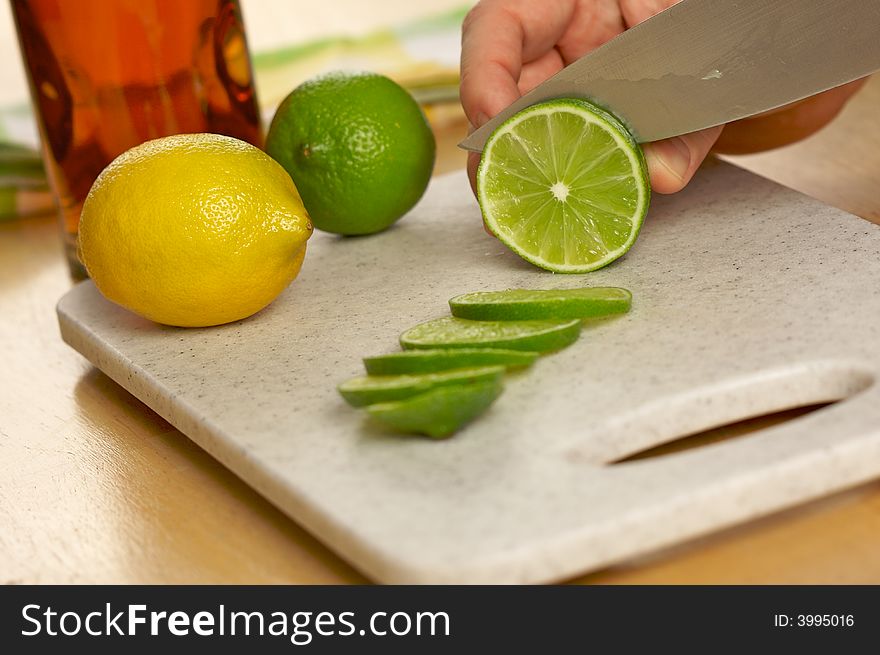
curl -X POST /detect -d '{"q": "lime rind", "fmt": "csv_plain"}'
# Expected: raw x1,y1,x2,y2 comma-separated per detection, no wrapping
476,98,650,274
449,287,632,320
338,365,504,407
366,379,504,439
399,316,581,353
363,348,538,375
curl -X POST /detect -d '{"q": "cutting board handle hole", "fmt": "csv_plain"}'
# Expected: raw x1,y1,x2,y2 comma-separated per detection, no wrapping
594,362,876,466
610,402,833,464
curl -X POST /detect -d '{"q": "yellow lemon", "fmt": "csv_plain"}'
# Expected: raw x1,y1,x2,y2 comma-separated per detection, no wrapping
79,134,313,327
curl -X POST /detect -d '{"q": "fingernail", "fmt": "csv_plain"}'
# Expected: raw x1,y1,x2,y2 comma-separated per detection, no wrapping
650,137,691,183
475,112,489,127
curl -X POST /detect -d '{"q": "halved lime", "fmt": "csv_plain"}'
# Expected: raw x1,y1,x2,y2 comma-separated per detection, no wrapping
338,365,504,408
449,287,632,320
476,98,650,273
363,348,537,375
400,316,580,352
366,379,503,439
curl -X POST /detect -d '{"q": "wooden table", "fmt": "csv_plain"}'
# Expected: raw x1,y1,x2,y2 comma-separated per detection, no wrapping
3,78,880,585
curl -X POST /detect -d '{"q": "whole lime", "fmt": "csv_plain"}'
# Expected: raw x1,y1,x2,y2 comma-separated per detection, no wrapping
265,71,435,235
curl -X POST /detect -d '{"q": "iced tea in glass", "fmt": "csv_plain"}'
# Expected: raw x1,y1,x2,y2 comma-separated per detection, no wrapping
11,0,263,278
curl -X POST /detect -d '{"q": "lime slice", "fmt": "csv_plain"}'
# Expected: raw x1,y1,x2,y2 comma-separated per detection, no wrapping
363,348,537,375
400,316,580,352
449,287,631,320
338,365,504,408
477,98,650,273
366,379,503,439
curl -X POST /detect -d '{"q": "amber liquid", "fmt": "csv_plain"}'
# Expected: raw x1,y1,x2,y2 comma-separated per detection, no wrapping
11,0,263,278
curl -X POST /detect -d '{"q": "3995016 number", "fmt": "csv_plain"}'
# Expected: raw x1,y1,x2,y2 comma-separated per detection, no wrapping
797,614,854,627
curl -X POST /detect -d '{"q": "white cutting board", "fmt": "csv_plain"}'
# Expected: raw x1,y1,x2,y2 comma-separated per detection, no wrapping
57,161,880,583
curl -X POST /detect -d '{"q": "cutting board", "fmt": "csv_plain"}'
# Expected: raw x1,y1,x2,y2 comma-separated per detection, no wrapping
57,161,880,584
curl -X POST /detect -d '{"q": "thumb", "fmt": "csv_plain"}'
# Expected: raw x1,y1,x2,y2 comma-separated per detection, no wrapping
643,125,724,194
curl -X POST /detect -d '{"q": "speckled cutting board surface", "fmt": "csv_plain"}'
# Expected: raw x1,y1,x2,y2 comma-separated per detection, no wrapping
57,161,880,583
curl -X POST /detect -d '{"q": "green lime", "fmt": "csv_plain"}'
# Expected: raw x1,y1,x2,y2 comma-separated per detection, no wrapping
338,365,504,408
366,379,503,439
476,98,650,273
400,316,580,352
449,287,631,320
363,348,538,375
266,71,436,235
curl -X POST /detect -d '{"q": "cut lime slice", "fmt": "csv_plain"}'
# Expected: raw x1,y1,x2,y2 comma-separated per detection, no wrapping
477,98,650,273
400,316,580,352
449,286,632,320
363,348,537,375
338,365,504,408
366,379,503,439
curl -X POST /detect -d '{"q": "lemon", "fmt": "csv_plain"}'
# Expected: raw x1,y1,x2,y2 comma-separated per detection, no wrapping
265,71,435,235
78,133,312,327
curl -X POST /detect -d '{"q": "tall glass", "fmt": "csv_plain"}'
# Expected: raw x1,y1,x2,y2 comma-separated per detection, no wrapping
11,0,263,279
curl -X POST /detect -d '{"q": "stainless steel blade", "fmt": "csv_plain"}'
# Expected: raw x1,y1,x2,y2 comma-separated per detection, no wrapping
460,0,880,151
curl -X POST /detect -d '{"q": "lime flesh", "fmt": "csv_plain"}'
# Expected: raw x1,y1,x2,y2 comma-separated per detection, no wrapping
338,365,504,408
363,348,537,375
400,316,580,352
366,379,503,439
449,286,631,320
477,99,649,273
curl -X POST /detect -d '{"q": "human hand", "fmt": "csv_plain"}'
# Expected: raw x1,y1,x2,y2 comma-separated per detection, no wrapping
460,0,867,193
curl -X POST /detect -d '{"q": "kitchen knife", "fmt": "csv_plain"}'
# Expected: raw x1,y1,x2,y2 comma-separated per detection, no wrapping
460,0,880,151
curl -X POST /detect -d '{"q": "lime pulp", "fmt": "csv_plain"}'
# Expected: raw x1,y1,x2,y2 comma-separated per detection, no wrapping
476,98,650,273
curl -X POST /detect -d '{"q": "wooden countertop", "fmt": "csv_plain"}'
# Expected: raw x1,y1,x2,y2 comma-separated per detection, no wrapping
3,77,879,584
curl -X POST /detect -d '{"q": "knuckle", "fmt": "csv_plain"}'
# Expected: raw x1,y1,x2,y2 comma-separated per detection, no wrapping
462,3,487,32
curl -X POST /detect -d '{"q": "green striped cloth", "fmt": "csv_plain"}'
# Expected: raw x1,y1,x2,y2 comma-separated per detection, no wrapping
0,142,52,221
0,5,466,221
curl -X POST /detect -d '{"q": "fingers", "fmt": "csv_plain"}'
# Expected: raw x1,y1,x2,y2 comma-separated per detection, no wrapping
460,0,578,220
644,125,724,194
460,3,524,128
462,0,725,201
620,0,682,28
554,0,625,63
517,49,565,94
460,0,577,128
714,78,869,154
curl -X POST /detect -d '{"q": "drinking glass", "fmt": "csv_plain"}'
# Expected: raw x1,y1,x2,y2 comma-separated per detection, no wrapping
11,0,263,278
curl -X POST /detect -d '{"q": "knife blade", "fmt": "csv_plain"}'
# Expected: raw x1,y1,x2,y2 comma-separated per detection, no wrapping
460,0,880,152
